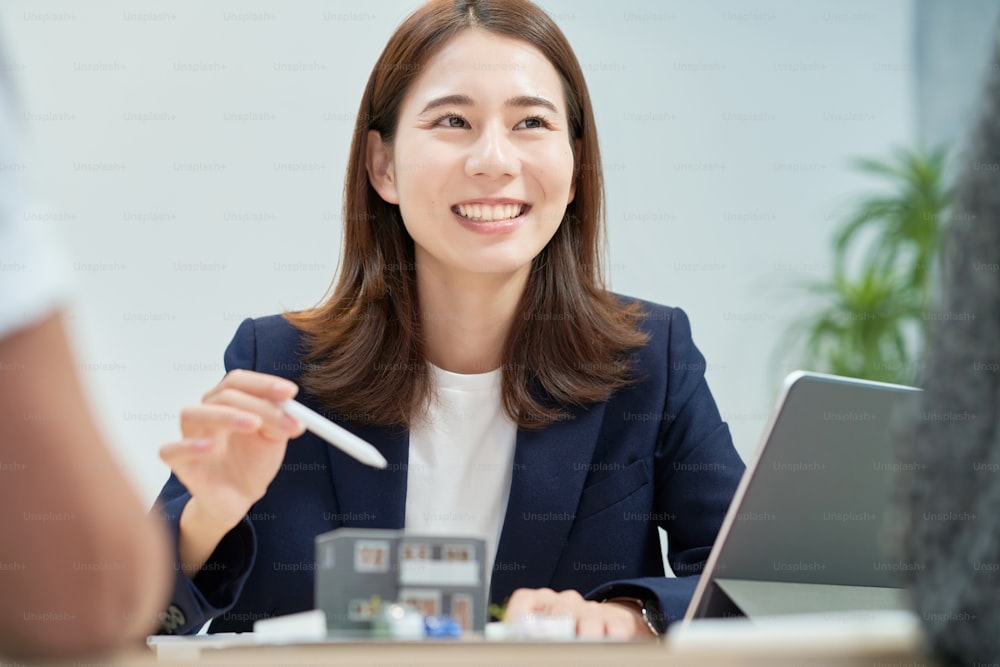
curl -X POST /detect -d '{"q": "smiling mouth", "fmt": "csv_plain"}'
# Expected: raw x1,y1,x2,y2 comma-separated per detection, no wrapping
452,203,529,222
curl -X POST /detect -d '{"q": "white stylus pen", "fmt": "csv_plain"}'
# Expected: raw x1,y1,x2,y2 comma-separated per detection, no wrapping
280,399,388,469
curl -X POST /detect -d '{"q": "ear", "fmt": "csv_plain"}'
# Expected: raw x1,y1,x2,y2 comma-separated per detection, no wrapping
567,138,581,204
366,129,399,204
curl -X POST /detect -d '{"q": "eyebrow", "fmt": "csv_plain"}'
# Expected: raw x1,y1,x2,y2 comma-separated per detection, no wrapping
420,94,559,115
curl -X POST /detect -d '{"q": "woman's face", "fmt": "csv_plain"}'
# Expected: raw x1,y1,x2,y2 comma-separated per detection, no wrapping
368,29,577,282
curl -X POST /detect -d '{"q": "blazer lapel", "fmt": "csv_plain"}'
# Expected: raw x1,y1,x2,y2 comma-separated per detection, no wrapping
490,401,606,606
324,420,408,529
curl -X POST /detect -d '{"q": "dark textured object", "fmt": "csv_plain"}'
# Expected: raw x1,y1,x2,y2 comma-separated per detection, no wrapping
894,23,1000,667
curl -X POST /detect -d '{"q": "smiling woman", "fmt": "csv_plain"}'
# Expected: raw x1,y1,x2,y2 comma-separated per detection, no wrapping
365,28,581,372
289,1,643,429
153,0,744,642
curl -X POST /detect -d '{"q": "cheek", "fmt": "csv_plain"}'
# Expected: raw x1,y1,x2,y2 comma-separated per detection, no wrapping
395,147,452,197
547,148,576,196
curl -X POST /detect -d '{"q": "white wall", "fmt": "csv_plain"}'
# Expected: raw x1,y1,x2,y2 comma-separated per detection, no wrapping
1,0,914,504
915,0,1000,152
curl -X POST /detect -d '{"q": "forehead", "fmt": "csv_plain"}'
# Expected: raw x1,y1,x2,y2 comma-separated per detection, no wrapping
404,28,567,111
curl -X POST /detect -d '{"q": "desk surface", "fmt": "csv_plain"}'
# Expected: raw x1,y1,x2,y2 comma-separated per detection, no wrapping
5,638,936,666
118,639,937,667
135,607,934,666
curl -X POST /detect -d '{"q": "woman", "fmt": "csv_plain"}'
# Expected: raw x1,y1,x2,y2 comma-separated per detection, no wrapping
156,0,743,639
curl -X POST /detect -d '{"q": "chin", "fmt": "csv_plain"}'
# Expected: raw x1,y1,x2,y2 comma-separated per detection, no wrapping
460,255,534,276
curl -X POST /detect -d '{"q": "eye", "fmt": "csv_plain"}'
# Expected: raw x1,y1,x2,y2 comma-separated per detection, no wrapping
515,116,551,130
432,112,469,128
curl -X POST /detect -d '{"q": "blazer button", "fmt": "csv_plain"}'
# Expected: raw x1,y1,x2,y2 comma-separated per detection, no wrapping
159,604,186,634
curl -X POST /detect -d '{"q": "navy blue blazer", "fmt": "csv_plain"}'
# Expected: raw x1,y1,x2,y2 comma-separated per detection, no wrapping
155,300,744,635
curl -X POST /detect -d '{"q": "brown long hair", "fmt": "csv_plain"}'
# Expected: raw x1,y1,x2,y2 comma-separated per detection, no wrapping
286,0,648,429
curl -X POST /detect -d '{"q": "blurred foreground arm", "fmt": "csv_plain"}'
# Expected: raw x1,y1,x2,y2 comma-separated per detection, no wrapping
0,311,170,658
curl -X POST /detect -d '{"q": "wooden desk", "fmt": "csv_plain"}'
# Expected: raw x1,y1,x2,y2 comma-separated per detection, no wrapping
7,638,935,667
135,608,936,666
136,638,935,667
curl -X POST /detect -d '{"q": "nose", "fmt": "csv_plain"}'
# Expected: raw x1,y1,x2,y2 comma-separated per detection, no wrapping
465,123,520,179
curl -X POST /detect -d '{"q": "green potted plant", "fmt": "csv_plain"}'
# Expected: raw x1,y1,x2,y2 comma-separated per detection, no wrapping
782,146,954,385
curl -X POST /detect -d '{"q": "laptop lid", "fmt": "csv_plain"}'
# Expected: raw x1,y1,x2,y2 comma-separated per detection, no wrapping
682,371,921,622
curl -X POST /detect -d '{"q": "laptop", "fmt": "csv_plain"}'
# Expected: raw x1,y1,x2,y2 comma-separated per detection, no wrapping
680,370,921,624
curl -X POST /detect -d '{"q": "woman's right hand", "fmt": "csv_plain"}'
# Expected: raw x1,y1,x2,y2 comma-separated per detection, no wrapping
159,369,305,575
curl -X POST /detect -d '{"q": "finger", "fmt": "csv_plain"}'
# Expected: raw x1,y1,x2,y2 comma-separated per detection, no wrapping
604,611,637,640
180,404,263,437
600,601,649,640
540,589,586,618
575,605,607,639
505,587,556,621
207,369,298,403
159,437,215,466
203,388,301,437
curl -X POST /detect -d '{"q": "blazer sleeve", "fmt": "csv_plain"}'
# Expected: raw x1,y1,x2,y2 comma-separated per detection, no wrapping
585,307,745,627
152,318,263,635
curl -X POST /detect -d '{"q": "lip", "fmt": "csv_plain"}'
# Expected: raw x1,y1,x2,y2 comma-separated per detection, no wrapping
451,198,531,235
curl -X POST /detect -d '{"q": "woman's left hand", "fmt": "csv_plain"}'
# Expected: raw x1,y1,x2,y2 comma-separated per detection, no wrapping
504,588,656,640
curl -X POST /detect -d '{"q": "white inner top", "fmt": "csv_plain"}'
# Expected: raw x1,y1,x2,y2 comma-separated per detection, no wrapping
404,362,517,595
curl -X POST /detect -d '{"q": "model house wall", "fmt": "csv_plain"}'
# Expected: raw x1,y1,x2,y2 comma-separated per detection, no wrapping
315,528,487,634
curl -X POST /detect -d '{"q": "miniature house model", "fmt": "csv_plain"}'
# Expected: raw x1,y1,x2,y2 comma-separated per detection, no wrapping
315,528,487,633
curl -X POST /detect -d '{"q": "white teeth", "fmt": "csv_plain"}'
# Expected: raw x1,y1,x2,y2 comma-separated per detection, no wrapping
456,203,524,221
